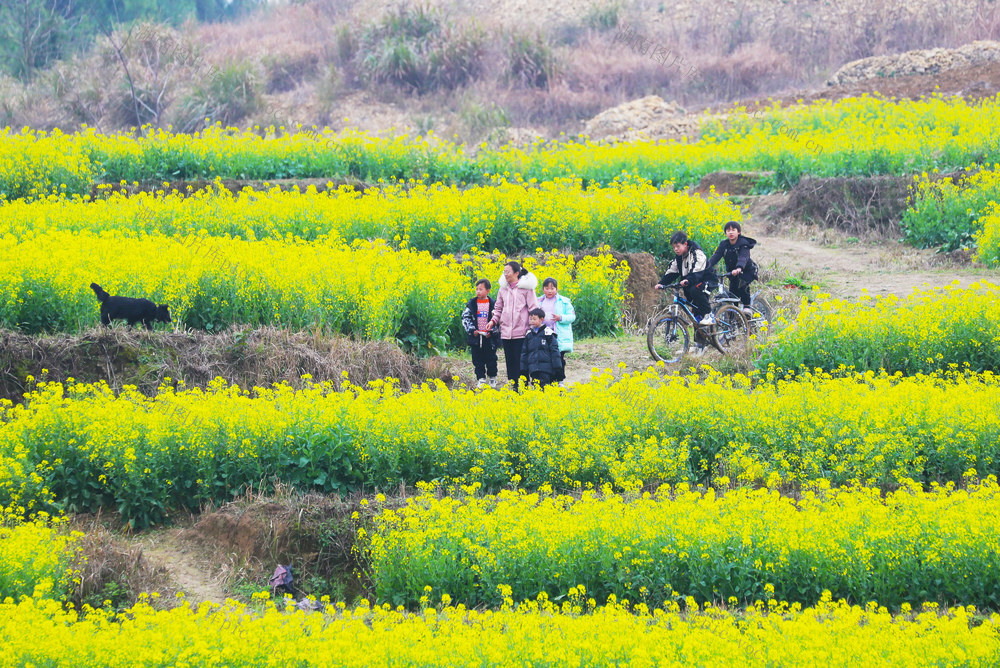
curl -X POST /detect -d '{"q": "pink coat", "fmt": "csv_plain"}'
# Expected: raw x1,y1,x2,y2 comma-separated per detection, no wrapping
490,272,539,340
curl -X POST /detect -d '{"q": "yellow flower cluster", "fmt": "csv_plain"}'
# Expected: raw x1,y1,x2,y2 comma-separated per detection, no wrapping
607,92,1000,188
0,231,626,338
0,177,737,256
366,482,1000,609
763,282,1000,373
901,165,1000,250
4,370,999,526
974,202,1000,265
0,517,78,601
0,232,467,339
0,128,95,201
0,595,996,666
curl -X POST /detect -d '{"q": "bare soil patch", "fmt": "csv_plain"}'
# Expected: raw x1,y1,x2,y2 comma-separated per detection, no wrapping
139,531,228,605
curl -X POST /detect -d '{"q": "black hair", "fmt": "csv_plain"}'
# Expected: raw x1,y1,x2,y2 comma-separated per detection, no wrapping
542,277,558,289
505,260,527,278
670,231,689,246
475,278,492,290
724,221,742,233
528,307,546,319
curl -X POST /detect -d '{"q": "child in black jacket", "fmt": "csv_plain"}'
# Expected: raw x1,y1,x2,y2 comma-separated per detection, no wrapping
520,308,562,388
462,279,501,388
707,221,758,313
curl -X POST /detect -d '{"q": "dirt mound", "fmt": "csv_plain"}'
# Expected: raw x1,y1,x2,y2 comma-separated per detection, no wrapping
0,326,428,402
780,175,914,236
68,519,177,609
690,171,775,197
582,96,699,142
778,171,978,237
611,251,662,329
827,40,1000,86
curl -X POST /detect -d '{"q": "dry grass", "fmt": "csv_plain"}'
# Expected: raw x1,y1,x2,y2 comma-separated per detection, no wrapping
0,326,428,403
68,517,176,609
10,0,1000,138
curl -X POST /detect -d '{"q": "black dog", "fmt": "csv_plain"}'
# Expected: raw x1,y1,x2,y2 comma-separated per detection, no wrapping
91,283,171,330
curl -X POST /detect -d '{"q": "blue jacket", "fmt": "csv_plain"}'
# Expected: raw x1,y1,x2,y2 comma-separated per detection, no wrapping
538,293,576,353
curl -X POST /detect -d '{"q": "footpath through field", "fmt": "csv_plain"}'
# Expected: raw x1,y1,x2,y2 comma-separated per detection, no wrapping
753,233,992,297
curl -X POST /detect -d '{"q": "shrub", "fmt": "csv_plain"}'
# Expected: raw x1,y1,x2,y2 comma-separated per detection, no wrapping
358,4,485,93
176,60,261,132
505,31,557,89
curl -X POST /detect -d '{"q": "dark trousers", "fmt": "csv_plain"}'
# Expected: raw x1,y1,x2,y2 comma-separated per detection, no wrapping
501,338,527,388
470,342,498,380
556,351,567,382
530,371,553,388
683,284,712,319
729,276,753,307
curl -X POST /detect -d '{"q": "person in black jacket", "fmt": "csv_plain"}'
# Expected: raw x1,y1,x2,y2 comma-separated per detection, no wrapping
461,279,501,388
654,231,717,325
520,308,562,388
707,221,758,314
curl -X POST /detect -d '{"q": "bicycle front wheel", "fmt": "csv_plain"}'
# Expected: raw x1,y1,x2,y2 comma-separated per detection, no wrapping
713,304,749,353
647,315,690,363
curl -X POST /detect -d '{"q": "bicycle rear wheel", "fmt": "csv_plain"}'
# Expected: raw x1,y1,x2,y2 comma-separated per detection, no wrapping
713,304,749,353
647,315,690,363
750,295,773,322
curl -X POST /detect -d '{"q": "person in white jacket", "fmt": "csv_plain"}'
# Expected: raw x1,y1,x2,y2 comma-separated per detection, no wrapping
537,277,576,384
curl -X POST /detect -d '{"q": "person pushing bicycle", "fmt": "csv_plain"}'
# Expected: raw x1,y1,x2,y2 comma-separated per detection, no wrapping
654,231,717,326
706,221,758,316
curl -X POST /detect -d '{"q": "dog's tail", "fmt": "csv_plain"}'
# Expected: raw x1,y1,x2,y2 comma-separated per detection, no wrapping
90,283,109,303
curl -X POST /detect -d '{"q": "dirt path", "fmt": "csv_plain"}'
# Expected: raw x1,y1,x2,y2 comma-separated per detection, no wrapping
139,530,227,605
753,233,994,297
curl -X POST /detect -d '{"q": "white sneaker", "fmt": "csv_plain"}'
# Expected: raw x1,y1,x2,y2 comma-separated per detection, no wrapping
476,378,488,389
487,377,498,389
699,313,715,326
742,307,754,317
693,345,706,357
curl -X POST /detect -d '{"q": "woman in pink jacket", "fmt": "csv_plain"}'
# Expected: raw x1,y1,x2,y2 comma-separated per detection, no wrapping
486,260,539,388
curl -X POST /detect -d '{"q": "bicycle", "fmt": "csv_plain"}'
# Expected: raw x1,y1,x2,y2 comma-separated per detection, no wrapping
647,284,748,363
712,273,772,334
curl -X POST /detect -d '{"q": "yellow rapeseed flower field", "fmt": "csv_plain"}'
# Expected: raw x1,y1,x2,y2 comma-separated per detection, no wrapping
365,482,1000,609
0,594,995,667
3,369,998,527
4,94,1000,196
762,282,1000,372
0,232,627,338
0,177,738,256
